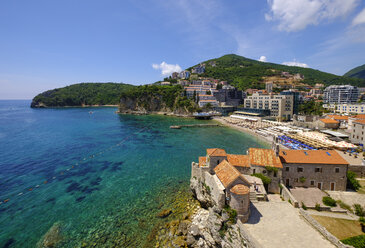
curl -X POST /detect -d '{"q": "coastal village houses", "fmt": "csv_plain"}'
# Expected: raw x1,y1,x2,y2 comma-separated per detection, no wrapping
192,146,349,222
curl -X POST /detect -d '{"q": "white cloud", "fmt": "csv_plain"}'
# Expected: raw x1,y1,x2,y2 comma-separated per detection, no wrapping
152,62,182,76
282,61,309,68
259,56,267,62
266,0,359,31
352,8,365,26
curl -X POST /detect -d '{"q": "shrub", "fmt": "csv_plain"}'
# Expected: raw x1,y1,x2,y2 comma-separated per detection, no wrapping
252,173,271,185
265,166,278,173
288,199,292,204
348,171,361,191
224,205,237,224
299,176,306,183
341,234,365,248
360,217,365,224
315,203,321,211
301,202,307,210
322,196,337,207
354,204,365,217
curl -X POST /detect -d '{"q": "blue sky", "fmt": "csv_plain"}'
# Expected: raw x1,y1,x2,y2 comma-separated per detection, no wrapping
1,0,365,99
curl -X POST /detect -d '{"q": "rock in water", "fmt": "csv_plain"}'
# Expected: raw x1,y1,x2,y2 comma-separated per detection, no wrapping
157,209,172,218
37,222,63,248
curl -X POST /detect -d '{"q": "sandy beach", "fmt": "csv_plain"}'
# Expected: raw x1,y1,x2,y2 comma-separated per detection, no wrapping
214,117,273,146
214,117,289,150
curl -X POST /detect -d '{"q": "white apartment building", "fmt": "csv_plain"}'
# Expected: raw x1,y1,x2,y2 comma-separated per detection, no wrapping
244,92,294,120
350,119,365,145
324,103,365,114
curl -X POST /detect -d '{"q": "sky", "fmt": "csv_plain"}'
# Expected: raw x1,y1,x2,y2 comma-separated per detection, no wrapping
1,0,365,99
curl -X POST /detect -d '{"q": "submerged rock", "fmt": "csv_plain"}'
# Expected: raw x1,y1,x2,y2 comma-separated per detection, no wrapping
157,209,172,218
37,222,63,248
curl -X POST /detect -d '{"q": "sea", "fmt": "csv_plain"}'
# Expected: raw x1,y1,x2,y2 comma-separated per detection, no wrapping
0,100,268,248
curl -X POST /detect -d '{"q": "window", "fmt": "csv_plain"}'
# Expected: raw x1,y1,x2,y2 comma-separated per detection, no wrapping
285,167,289,172
315,167,322,173
310,180,315,186
253,169,256,174
217,160,220,165
297,167,304,172
274,172,277,177
295,178,299,183
335,167,340,173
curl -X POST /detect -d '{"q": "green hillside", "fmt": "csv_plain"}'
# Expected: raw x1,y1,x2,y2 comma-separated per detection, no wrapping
344,64,365,80
193,54,365,90
31,83,135,107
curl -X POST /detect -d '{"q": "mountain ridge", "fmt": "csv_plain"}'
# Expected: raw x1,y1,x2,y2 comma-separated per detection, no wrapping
190,54,365,90
344,64,365,80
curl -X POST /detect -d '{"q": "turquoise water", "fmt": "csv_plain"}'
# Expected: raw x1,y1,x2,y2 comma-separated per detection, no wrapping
0,100,268,247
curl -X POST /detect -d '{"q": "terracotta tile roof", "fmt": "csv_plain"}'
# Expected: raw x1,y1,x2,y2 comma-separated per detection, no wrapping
354,119,365,125
230,184,250,195
227,154,250,167
248,148,282,168
320,118,339,124
279,150,348,165
214,160,249,188
352,114,365,119
199,156,207,167
207,148,227,157
327,115,349,120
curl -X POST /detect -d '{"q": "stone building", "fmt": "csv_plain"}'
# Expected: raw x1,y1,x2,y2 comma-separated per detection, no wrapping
192,148,269,223
316,118,340,129
280,150,348,191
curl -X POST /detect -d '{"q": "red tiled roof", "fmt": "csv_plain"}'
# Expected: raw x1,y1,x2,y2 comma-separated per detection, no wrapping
248,148,282,168
214,160,249,188
227,154,249,167
327,115,349,120
352,114,365,119
279,150,348,165
207,148,227,157
230,184,250,195
320,118,339,124
199,157,207,167
354,119,365,125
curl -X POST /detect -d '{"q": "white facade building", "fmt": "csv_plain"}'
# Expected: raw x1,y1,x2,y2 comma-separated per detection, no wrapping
244,92,294,120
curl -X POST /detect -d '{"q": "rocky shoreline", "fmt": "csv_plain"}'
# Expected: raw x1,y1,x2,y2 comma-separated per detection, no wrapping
153,176,251,248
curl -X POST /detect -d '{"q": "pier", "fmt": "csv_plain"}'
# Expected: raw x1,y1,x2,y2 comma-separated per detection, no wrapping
170,124,221,129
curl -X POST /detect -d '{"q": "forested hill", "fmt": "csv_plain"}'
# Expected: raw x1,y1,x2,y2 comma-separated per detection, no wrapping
31,83,135,108
344,64,365,80
194,54,365,90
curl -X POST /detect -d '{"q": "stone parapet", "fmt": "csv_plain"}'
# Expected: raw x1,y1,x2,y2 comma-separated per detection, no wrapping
280,184,299,208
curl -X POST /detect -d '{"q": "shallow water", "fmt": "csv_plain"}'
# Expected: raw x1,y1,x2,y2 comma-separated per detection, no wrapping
0,100,268,247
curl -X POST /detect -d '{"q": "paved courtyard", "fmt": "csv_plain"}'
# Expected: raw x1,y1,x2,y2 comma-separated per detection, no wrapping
243,201,334,248
328,191,365,206
290,187,327,208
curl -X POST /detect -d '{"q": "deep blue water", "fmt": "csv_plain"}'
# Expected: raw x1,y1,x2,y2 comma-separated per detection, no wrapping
0,100,268,247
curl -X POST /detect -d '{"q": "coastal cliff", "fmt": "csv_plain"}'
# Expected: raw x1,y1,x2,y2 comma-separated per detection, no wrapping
154,176,251,248
118,85,198,116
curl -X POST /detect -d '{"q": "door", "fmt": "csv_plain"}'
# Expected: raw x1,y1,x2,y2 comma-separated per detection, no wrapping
330,182,335,191
317,182,322,190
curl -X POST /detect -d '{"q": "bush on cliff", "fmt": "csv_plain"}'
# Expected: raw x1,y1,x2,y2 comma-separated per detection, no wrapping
120,84,199,113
